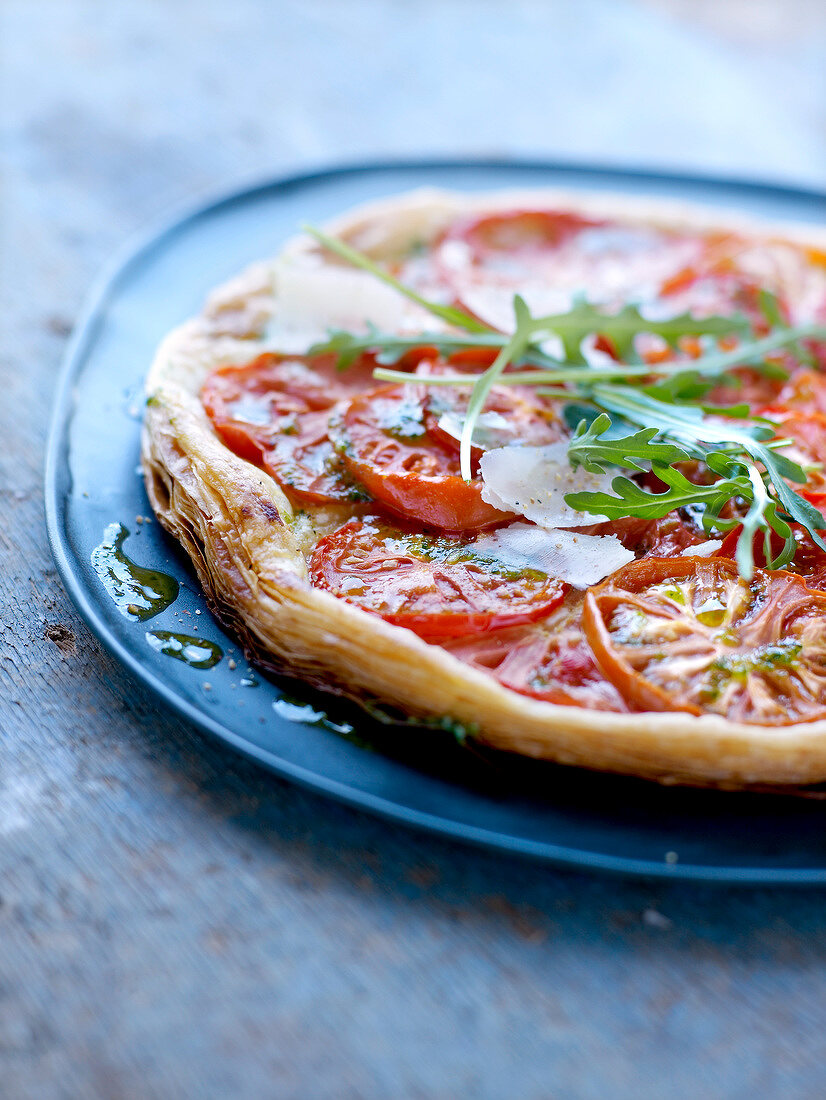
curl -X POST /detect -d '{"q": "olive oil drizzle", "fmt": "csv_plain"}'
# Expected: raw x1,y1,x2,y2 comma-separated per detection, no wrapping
91,523,179,621
145,631,223,669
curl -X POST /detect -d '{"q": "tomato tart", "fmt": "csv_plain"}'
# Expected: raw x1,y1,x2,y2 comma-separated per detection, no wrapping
142,187,826,788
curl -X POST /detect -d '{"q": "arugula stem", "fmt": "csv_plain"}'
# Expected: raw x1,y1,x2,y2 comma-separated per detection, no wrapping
303,225,495,335
664,322,826,377
459,328,530,480
373,363,662,386
373,323,826,389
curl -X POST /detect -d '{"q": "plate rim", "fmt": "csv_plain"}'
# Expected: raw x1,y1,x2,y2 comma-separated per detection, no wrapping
44,156,826,885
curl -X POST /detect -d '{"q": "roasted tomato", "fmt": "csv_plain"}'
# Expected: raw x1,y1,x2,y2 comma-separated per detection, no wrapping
440,209,603,266
309,518,567,639
660,265,775,327
586,513,705,558
443,616,629,711
715,525,826,590
772,369,826,418
335,384,515,531
434,208,703,331
257,409,366,505
201,352,381,504
653,241,820,407
202,352,376,456
421,384,562,470
763,409,826,502
582,556,826,725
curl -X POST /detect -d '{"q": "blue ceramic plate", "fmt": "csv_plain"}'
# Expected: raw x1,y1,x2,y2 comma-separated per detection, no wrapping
46,160,826,883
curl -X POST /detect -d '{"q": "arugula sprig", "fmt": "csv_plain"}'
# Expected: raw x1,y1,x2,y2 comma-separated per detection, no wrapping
299,224,826,578
310,324,566,372
564,405,821,573
565,387,826,574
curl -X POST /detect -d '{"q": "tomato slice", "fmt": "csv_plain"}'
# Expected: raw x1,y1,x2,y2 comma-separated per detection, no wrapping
583,556,826,724
435,209,706,331
258,409,366,505
771,369,826,418
309,518,567,639
585,513,705,557
202,352,376,455
202,352,383,505
715,525,826,590
661,266,775,327
763,409,826,499
421,384,562,470
443,617,629,711
336,384,513,531
441,209,603,265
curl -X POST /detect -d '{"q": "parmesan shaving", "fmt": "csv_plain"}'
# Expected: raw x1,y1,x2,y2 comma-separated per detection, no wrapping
480,442,615,527
471,523,634,588
266,260,434,351
457,283,573,338
680,539,723,557
437,410,518,451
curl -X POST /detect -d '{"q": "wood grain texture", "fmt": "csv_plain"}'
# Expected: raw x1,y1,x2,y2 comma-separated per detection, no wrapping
3,2,826,1097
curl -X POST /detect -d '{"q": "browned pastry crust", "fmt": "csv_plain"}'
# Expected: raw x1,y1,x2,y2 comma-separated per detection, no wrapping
142,188,826,788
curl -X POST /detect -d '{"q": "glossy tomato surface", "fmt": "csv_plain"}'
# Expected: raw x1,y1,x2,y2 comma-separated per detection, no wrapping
443,616,629,711
775,369,826,417
421,383,562,471
715,525,826,589
202,352,381,503
433,207,709,330
309,518,567,639
583,556,826,725
335,385,513,531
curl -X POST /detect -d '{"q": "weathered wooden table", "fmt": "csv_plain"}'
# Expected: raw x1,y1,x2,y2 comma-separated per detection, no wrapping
4,2,826,1096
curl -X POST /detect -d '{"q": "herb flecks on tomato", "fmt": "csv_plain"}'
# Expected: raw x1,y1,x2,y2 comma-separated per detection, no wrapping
334,384,514,531
443,618,629,711
309,518,567,640
202,352,377,505
583,556,826,724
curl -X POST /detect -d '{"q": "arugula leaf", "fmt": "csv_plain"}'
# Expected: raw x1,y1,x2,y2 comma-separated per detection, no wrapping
642,370,716,404
567,465,750,521
758,289,786,329
567,385,826,576
589,384,776,447
568,414,690,473
737,468,795,573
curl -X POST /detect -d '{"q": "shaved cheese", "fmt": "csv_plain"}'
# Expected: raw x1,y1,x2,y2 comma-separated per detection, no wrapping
437,410,518,451
680,539,723,557
458,283,573,339
267,260,436,351
480,442,615,527
471,522,634,587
